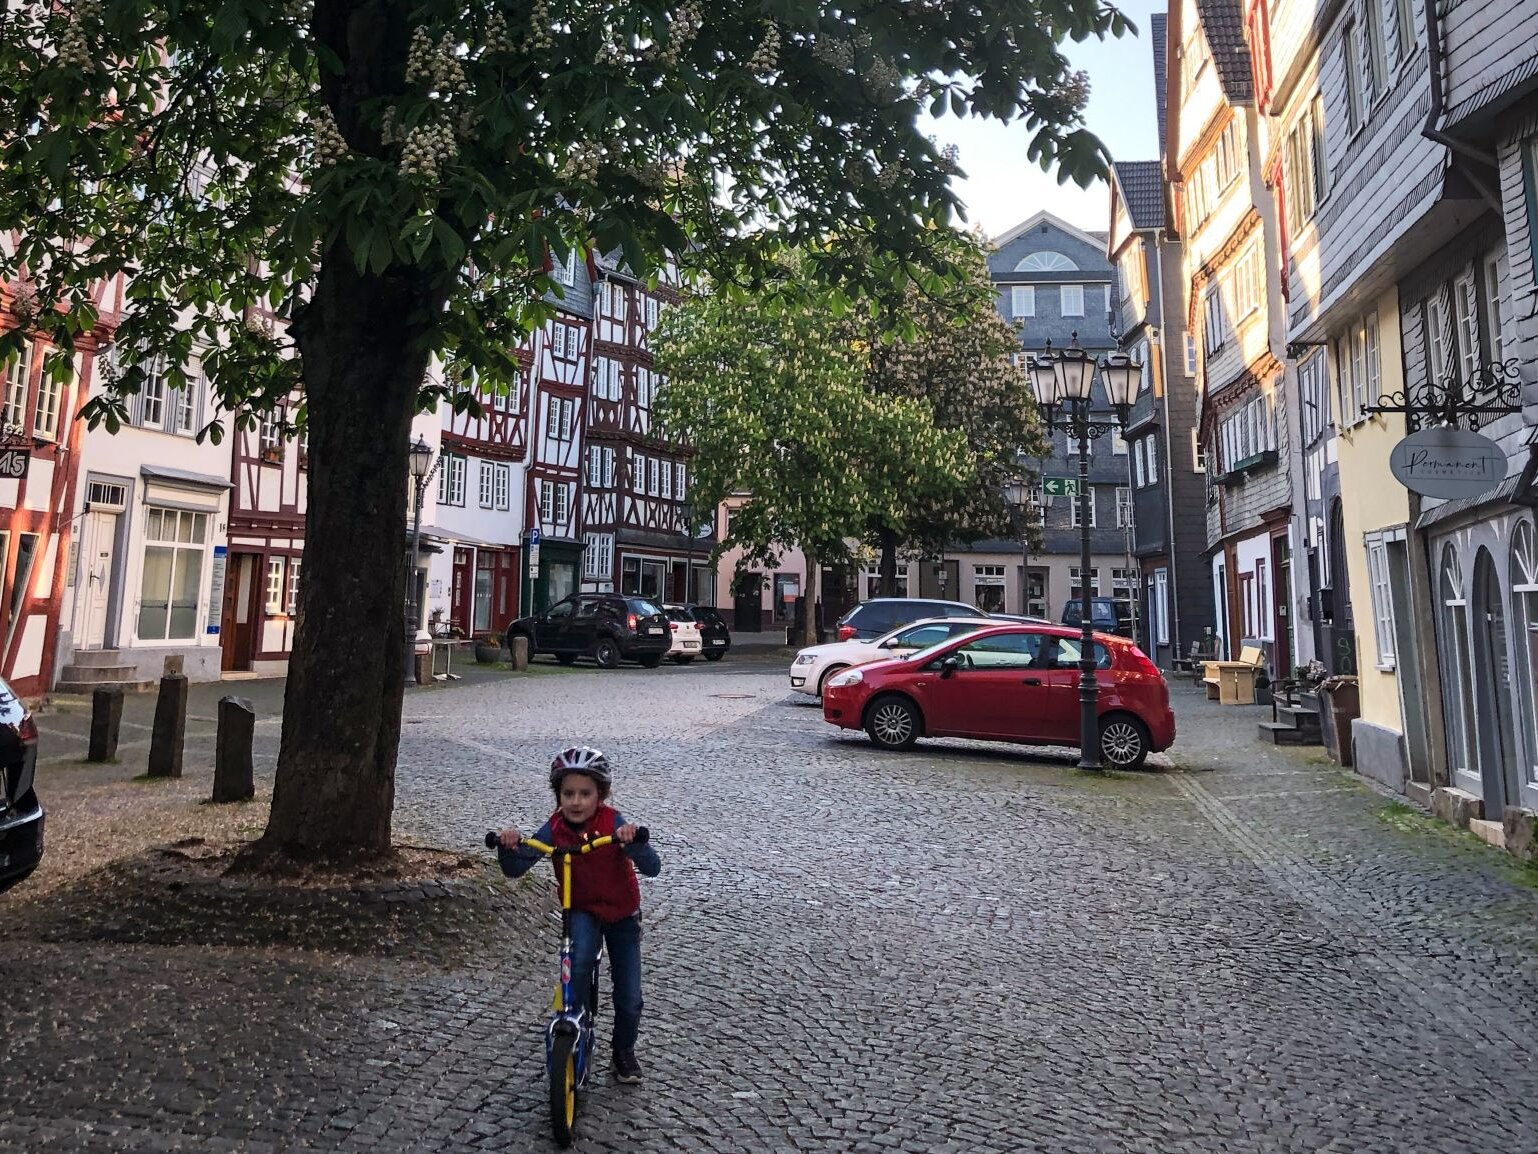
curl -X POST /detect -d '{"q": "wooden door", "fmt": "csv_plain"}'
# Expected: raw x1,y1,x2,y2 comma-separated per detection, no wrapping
450,547,473,634
220,553,260,671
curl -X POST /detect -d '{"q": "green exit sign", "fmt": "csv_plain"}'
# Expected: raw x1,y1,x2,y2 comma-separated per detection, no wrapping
1043,477,1080,497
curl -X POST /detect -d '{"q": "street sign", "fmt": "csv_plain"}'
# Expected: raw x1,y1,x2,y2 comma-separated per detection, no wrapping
1388,427,1507,499
529,528,541,546
1042,477,1080,497
528,544,541,568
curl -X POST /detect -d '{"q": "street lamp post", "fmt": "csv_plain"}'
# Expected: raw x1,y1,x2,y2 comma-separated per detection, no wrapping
405,435,437,680
1028,336,1142,771
1003,475,1034,616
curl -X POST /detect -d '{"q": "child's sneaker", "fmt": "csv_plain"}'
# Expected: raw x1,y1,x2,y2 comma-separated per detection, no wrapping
611,1049,643,1084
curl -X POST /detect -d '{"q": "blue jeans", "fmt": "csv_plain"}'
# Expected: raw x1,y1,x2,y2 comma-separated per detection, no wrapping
568,911,644,1054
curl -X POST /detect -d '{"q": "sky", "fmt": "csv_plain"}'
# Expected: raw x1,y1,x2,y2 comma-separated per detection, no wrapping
928,0,1167,240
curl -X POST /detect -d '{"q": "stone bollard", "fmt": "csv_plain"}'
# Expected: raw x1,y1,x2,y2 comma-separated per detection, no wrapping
87,686,124,763
413,650,433,685
212,696,255,803
146,674,188,779
511,635,530,672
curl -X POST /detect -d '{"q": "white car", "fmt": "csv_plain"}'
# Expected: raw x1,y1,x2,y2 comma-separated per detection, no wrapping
789,617,1001,696
663,605,703,664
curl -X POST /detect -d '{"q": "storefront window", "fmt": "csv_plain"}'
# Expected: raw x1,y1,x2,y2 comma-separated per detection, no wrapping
1512,520,1538,786
974,565,1006,613
138,508,207,640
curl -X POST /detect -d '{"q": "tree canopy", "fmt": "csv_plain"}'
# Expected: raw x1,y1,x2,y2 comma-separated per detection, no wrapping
652,267,976,641
0,0,1125,861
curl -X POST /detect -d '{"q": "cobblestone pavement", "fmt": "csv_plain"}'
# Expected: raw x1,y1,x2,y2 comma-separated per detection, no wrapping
7,660,1538,1152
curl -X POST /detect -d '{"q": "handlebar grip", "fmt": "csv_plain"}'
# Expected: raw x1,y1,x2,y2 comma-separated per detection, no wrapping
484,831,500,850
631,827,649,846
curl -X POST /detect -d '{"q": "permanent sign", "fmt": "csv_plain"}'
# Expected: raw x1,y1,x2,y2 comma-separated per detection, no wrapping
1388,427,1507,500
1043,477,1080,497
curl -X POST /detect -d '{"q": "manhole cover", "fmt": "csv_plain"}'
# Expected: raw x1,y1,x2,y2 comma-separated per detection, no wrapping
709,693,755,700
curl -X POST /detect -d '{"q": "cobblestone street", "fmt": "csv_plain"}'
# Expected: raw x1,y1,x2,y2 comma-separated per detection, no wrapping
7,659,1538,1152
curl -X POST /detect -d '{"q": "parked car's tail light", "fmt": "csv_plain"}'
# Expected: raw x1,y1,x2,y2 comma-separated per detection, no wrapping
826,668,864,689
669,622,678,631
837,625,857,641
627,614,637,631
1125,647,1162,679
18,714,37,742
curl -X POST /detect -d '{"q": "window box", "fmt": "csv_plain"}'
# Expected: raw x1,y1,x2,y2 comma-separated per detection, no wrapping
1218,449,1278,483
260,446,283,464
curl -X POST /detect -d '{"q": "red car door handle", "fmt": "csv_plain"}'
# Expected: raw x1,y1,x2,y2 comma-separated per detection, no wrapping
1022,677,1042,685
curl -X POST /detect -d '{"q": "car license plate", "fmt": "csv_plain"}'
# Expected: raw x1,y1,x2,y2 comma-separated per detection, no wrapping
710,639,725,645
647,627,663,635
684,641,699,649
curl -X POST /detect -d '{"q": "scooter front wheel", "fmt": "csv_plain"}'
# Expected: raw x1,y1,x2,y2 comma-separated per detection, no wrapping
549,1030,577,1147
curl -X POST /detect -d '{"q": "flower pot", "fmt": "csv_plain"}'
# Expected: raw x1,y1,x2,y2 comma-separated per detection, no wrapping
474,642,501,665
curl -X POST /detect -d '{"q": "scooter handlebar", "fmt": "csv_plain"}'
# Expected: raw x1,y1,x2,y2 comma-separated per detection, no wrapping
484,827,649,851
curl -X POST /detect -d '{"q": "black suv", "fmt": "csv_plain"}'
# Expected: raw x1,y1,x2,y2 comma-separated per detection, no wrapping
1061,597,1134,637
506,594,671,668
835,597,982,641
0,675,42,896
684,604,731,661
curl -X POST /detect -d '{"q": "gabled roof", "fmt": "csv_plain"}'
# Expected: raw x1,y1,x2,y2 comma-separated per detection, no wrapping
1151,12,1169,152
1194,0,1254,104
990,210,1110,254
1113,161,1165,231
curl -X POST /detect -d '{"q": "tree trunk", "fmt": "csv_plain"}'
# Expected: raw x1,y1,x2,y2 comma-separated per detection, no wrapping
801,553,820,647
878,528,899,596
244,254,435,866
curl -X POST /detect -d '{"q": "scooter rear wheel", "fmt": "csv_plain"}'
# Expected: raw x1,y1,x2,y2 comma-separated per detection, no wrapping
549,1030,577,1147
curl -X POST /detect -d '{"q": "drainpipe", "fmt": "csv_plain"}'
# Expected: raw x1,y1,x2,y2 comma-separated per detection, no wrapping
1152,234,1184,661
1420,0,1502,212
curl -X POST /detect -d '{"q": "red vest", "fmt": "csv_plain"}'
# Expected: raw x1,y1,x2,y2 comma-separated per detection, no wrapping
548,804,642,922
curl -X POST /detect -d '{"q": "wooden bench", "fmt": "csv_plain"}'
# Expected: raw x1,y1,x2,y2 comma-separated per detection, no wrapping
1203,645,1266,705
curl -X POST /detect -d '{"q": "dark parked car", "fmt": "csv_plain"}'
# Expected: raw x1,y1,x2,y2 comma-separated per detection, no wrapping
505,594,671,668
1061,597,1134,637
0,675,42,895
684,604,732,661
835,598,982,641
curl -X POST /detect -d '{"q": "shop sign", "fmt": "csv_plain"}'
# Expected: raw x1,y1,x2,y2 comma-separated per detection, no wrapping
0,433,30,480
1388,427,1507,500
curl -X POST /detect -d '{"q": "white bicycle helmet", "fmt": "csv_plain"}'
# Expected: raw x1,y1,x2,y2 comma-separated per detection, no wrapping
549,746,612,792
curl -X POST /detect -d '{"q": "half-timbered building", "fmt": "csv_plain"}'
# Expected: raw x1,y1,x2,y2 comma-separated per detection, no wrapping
521,251,594,614
420,357,530,637
0,273,121,697
55,335,232,691
583,254,708,604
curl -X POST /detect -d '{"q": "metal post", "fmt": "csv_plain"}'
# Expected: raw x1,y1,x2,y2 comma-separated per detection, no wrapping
404,474,426,679
1076,403,1101,772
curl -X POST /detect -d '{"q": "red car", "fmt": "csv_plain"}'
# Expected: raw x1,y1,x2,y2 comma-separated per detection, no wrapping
821,623,1175,769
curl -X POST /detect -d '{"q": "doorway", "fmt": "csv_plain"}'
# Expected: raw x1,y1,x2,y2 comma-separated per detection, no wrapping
1473,547,1519,810
733,572,762,633
75,509,119,650
220,553,261,672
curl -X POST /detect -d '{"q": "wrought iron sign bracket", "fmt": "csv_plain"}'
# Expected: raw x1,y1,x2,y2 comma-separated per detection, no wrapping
1365,359,1522,433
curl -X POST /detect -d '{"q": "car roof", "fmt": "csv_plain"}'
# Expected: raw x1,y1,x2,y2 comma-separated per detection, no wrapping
962,622,1128,645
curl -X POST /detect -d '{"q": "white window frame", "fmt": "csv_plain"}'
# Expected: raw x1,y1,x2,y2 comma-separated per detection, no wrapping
265,556,285,614
1365,536,1396,670
604,447,616,489
1233,244,1262,319
286,557,303,615
1154,568,1170,645
539,479,554,523
1011,286,1035,317
142,361,168,429
1363,0,1388,107
32,358,65,441
1070,487,1097,529
1060,284,1085,317
441,453,465,507
1184,332,1198,375
1116,486,1133,529
675,462,686,501
1133,439,1147,488
1069,566,1101,595
554,483,569,525
647,457,660,496
479,460,494,508
1393,0,1416,60
660,458,673,499
1343,19,1364,132
1484,251,1509,365
587,445,602,488
1426,290,1451,383
1453,271,1480,386
1192,428,1207,473
495,463,510,510
1111,428,1128,456
2,341,31,432
631,454,644,492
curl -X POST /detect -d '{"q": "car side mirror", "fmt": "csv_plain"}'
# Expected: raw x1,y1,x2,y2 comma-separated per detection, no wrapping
939,655,959,678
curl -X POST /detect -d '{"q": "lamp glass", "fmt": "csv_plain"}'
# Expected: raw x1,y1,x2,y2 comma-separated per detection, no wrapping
1028,356,1058,408
1101,354,1141,408
1054,344,1095,403
408,435,434,479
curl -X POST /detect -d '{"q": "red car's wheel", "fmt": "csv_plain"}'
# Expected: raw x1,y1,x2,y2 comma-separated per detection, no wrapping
864,694,921,751
1100,713,1151,769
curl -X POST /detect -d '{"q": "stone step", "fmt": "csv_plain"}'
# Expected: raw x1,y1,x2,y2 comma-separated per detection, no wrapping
1258,721,1318,746
54,677,158,696
57,664,139,684
1275,705,1323,735
67,649,125,668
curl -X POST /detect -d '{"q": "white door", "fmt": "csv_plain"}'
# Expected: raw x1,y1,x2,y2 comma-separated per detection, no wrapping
78,509,117,649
